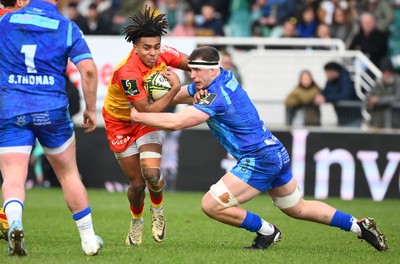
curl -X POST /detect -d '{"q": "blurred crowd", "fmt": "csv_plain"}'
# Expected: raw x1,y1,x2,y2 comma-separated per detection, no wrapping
2,0,399,130
46,0,399,72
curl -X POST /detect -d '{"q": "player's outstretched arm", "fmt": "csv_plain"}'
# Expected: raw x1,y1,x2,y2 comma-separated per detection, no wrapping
76,59,98,132
131,105,209,131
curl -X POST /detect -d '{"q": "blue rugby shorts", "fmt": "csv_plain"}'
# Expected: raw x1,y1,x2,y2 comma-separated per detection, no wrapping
0,107,74,149
230,146,293,192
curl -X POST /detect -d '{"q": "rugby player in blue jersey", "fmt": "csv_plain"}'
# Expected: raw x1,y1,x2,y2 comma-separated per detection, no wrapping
0,0,102,256
131,46,388,252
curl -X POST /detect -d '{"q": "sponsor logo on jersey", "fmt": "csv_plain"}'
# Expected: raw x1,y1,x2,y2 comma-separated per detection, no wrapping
198,93,217,106
121,79,139,96
8,74,55,85
160,45,179,57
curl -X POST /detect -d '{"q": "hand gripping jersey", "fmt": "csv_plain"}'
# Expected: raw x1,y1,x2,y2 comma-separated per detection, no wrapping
187,69,283,160
0,0,93,119
103,45,183,121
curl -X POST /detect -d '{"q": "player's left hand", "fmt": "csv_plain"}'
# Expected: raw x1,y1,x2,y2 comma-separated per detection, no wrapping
193,89,208,104
82,110,96,133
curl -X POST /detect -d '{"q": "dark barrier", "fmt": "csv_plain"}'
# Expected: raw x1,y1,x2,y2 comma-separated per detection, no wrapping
6,127,397,201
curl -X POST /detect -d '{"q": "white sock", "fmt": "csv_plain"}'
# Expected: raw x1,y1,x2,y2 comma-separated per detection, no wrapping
257,219,275,235
75,213,96,242
4,198,23,226
350,218,362,236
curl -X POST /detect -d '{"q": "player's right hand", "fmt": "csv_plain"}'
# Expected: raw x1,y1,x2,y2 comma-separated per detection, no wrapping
160,71,181,91
82,110,96,133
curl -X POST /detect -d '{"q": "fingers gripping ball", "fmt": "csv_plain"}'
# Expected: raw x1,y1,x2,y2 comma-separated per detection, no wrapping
144,72,172,101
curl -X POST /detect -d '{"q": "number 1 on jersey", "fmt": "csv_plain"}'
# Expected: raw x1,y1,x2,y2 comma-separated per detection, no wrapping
21,45,38,73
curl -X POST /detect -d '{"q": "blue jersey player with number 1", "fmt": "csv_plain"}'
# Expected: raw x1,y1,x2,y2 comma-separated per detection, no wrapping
131,46,388,252
0,0,102,256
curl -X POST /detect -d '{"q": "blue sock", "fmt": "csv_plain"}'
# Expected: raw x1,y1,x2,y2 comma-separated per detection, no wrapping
239,211,262,232
72,206,91,221
330,210,354,231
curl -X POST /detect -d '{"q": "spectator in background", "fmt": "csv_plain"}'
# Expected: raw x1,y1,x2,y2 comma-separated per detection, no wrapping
366,57,400,128
250,0,268,36
220,51,243,84
169,9,197,36
315,61,362,126
196,3,225,36
350,12,388,68
280,18,299,38
316,22,331,39
296,5,319,38
285,70,321,126
67,2,89,32
361,0,395,32
330,6,359,48
252,0,298,37
227,0,251,37
317,0,336,25
165,0,186,31
82,2,112,35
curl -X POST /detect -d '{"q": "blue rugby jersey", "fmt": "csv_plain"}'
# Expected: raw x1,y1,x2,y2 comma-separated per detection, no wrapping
0,0,92,119
187,69,282,160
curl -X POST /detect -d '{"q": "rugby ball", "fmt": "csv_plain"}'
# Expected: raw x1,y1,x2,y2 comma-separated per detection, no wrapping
144,72,172,101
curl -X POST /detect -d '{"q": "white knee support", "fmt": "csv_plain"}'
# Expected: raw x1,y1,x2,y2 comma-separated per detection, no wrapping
140,151,161,159
209,179,239,208
272,185,302,209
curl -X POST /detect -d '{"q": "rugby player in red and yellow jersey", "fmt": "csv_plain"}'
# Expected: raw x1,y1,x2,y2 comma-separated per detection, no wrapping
102,6,189,246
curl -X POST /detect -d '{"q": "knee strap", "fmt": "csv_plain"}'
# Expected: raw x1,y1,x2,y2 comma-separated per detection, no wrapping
209,179,239,208
272,185,302,209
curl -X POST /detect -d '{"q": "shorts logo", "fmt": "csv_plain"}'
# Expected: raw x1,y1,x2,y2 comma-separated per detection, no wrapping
121,79,139,96
198,93,217,106
111,134,131,146
241,159,251,172
15,116,28,126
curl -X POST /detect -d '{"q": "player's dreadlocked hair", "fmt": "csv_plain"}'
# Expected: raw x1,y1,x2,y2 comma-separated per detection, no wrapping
1,0,17,8
122,6,168,44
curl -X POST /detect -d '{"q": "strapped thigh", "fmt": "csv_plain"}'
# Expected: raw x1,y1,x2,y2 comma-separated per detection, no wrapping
209,179,239,208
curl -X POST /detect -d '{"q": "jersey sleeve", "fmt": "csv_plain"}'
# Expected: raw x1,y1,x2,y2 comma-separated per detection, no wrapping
187,83,196,97
160,45,183,68
67,22,93,64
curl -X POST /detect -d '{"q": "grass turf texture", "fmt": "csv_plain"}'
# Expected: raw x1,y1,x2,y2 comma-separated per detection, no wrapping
1,189,398,263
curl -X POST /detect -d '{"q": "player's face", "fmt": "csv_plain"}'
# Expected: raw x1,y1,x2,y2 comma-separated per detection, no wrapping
134,37,161,68
189,68,214,90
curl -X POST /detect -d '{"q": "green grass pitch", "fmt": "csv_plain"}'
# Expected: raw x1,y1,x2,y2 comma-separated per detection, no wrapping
1,188,399,263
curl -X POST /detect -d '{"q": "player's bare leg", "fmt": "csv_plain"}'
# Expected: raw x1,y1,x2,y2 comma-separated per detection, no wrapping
201,173,281,250
139,143,165,242
0,152,29,256
118,154,145,246
268,177,388,252
46,137,102,255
